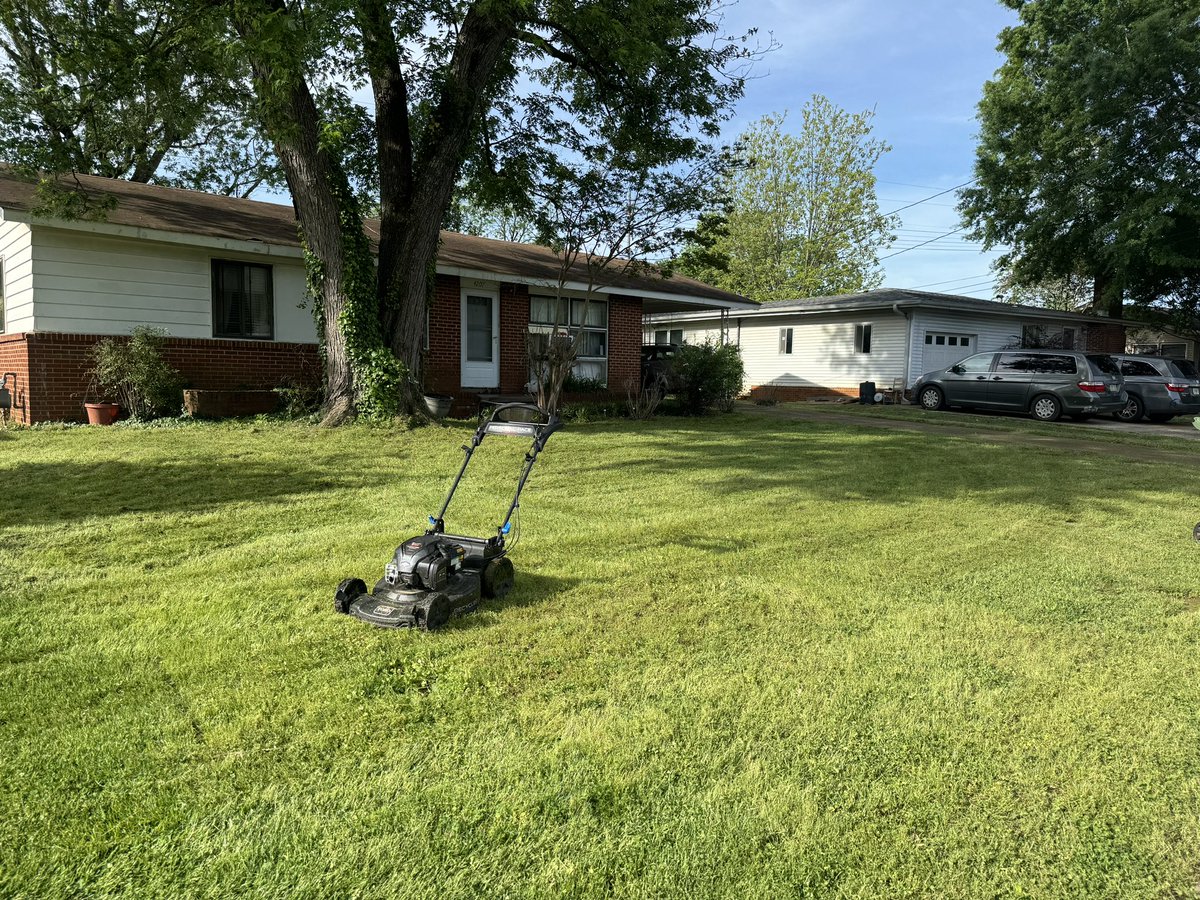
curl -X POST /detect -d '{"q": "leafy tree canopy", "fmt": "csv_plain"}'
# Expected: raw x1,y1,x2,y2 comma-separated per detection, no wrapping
675,98,895,303
0,0,281,196
960,0,1200,318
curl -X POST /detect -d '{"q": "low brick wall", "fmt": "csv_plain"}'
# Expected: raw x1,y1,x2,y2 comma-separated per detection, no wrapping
0,333,32,425
12,332,320,423
747,384,859,403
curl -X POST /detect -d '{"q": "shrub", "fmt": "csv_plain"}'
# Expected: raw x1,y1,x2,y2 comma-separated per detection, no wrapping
89,326,183,420
672,341,745,415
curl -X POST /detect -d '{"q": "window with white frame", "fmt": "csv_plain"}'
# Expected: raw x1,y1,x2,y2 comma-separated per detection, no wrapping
529,294,608,383
855,323,872,354
779,327,793,354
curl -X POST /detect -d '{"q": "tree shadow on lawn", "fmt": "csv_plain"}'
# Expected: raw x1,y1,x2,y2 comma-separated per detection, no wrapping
0,454,398,529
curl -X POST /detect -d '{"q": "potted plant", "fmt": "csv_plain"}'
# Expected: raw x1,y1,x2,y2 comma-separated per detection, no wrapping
422,392,454,419
86,326,183,423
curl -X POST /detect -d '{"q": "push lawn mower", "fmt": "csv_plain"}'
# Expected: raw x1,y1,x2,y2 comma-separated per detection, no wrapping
334,403,561,630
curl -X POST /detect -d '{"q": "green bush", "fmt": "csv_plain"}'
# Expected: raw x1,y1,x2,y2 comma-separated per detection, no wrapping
89,326,183,420
672,341,745,415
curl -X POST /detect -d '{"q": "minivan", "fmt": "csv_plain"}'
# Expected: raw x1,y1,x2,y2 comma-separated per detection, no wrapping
1110,354,1200,423
911,349,1126,421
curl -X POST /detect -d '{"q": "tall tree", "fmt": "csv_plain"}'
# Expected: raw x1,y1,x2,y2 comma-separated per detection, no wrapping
676,98,895,302
227,0,755,423
994,261,1093,311
960,0,1200,320
0,0,280,196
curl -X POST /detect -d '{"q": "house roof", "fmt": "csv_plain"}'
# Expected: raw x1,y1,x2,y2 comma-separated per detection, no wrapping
647,287,1132,326
0,169,752,312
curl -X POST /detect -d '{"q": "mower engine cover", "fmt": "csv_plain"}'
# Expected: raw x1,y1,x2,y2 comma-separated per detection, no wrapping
386,535,465,591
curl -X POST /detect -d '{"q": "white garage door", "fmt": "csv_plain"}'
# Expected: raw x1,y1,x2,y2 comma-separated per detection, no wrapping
923,332,977,372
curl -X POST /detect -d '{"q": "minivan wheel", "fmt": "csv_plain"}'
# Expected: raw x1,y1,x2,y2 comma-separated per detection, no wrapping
917,385,945,411
1114,394,1144,422
1030,394,1062,422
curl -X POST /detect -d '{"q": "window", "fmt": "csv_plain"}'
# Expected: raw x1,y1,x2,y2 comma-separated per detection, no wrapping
779,327,793,354
654,329,669,344
926,334,971,347
855,323,872,354
1119,359,1162,377
954,353,995,375
997,352,1076,375
670,329,684,345
0,257,5,333
212,260,273,339
529,294,608,383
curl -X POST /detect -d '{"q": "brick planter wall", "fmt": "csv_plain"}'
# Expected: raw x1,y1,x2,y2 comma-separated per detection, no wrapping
12,332,320,423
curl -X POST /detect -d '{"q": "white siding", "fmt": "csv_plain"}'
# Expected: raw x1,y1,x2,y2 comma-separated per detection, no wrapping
29,227,316,343
738,312,908,390
0,221,34,333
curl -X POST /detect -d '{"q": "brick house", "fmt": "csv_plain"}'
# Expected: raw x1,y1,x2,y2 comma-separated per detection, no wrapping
0,172,752,423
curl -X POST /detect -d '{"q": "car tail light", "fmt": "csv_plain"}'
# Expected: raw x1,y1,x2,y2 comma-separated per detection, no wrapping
1078,381,1108,393
1166,383,1188,393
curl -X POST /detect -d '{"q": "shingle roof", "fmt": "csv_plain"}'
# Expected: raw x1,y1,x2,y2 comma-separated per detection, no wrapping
0,170,751,307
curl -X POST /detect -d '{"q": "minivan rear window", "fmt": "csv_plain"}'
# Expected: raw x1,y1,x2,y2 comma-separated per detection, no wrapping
1086,354,1121,377
1170,359,1199,380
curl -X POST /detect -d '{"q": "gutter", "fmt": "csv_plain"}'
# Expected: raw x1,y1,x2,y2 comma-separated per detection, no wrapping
892,302,912,388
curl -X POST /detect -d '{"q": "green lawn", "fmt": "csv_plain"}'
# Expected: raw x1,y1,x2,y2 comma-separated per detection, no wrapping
2,414,1200,899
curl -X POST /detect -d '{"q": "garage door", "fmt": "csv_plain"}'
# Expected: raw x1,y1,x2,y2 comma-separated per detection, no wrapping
923,332,976,372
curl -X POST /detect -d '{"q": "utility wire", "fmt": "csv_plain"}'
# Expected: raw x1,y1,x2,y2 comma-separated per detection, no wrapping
881,180,975,217
880,226,968,259
911,272,995,289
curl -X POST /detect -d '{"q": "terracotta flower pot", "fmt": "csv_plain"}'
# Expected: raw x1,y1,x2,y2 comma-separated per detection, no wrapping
84,402,120,425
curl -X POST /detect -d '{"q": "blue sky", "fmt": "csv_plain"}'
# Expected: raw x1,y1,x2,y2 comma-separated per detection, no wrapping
720,0,1019,297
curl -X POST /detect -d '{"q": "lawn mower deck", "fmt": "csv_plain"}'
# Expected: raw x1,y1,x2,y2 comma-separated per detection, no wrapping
334,403,558,630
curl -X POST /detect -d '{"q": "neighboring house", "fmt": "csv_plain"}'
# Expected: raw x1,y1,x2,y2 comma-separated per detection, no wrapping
0,171,751,423
644,288,1128,401
1125,326,1198,363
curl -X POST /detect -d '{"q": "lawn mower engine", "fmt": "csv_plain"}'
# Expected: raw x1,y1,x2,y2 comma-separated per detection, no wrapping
388,535,465,592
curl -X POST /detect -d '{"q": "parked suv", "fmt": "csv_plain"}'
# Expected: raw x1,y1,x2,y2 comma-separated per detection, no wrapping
1110,354,1200,423
911,349,1126,422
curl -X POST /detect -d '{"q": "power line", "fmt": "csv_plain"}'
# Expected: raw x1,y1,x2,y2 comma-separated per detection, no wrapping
881,180,975,217
911,272,995,289
879,225,967,260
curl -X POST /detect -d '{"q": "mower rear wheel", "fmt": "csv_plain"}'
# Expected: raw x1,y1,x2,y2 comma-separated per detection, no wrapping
334,578,367,615
482,557,516,599
419,593,452,631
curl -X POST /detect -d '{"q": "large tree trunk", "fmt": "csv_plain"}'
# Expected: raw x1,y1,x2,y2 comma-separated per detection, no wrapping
369,2,520,410
236,3,364,424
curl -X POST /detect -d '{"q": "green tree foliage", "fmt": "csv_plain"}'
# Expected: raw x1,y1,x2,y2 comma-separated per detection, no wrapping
994,261,1092,311
224,0,756,422
0,0,281,196
677,98,896,302
672,340,745,414
960,0,1200,320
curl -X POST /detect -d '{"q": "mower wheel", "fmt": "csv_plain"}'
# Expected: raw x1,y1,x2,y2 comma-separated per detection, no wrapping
419,593,452,631
334,578,367,615
482,557,516,599
1194,522,1200,543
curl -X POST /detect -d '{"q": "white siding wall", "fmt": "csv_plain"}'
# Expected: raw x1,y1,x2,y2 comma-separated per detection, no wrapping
739,312,908,390
29,227,316,343
0,221,34,333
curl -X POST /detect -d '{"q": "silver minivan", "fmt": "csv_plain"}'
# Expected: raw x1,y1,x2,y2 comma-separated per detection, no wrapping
1110,354,1200,423
912,349,1126,421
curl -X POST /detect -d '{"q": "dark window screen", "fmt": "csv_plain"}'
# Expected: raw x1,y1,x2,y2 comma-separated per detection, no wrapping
213,260,273,339
1170,360,1199,380
1120,359,1161,377
998,353,1077,374
1086,354,1120,377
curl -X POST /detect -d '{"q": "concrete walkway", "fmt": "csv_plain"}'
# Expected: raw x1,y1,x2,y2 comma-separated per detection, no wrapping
738,401,1200,466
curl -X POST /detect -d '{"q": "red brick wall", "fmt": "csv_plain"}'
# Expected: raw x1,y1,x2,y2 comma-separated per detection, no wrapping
748,384,858,403
499,282,531,393
607,295,643,392
425,273,461,397
1086,323,1127,353
17,332,319,423
0,333,32,425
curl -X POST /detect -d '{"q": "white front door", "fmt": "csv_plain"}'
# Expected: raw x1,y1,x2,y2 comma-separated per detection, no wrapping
461,289,500,388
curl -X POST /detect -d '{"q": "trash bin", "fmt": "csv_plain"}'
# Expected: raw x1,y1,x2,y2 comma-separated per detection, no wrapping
858,381,876,405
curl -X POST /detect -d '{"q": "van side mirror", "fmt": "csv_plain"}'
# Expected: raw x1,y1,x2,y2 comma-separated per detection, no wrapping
950,364,965,375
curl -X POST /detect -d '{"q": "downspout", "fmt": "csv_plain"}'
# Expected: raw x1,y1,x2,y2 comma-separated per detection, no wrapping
892,303,912,388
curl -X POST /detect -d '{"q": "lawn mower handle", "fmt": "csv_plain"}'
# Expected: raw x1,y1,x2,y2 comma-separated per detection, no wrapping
429,402,561,537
